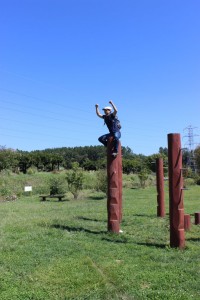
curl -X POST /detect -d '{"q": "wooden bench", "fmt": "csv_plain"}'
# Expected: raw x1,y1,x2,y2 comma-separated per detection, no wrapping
39,195,65,202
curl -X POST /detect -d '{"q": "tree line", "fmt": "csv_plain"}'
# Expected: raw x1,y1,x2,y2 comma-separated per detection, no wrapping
0,145,200,175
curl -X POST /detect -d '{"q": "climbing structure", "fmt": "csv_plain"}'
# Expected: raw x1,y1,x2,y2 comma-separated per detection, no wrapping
107,137,123,233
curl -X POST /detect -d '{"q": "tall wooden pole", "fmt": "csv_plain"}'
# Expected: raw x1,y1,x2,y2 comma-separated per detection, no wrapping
168,133,185,249
156,158,165,217
118,142,123,223
107,137,122,233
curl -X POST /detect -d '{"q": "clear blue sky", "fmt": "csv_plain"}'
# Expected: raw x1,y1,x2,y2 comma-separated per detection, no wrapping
1,0,200,155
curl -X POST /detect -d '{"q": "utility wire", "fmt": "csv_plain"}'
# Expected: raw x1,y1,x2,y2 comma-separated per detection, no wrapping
0,116,99,133
0,132,91,144
0,105,99,128
0,87,91,114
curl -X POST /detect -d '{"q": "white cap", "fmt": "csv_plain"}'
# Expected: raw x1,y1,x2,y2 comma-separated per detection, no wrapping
102,106,112,111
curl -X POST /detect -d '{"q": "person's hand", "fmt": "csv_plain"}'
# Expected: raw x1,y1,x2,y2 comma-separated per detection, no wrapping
109,100,113,105
95,104,99,108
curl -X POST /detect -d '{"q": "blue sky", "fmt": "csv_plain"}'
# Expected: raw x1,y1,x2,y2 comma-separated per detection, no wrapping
0,0,200,155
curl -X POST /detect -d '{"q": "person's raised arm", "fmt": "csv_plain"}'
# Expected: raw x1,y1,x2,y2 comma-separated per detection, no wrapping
109,100,118,116
95,104,103,118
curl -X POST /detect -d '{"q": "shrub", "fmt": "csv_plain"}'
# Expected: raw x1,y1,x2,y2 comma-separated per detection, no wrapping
195,176,200,185
138,169,149,188
27,166,37,175
0,184,12,196
130,174,140,189
0,178,22,198
49,176,66,195
83,171,96,190
0,169,12,176
95,170,107,194
66,163,84,199
184,178,196,187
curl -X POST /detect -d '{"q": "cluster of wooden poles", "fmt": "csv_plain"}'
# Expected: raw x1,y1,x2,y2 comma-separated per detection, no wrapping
106,134,200,249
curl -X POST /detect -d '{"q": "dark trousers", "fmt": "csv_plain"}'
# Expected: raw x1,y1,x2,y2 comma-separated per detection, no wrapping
98,131,121,152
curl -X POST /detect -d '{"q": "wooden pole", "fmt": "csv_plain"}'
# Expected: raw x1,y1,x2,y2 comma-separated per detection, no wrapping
107,137,122,233
168,133,185,249
194,212,200,225
118,142,123,223
184,214,191,231
156,158,165,217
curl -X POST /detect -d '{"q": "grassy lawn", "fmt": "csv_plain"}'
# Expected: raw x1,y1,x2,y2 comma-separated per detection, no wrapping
0,185,199,300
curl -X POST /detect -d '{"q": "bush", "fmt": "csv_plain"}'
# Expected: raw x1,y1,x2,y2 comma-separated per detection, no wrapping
147,174,156,187
66,163,84,199
184,178,196,187
0,178,23,198
27,166,37,175
0,169,12,176
95,170,107,194
195,176,200,185
49,176,66,195
130,174,140,189
138,169,149,188
0,184,12,196
83,171,96,190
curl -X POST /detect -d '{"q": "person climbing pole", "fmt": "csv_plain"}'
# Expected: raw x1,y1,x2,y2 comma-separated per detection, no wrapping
95,100,121,157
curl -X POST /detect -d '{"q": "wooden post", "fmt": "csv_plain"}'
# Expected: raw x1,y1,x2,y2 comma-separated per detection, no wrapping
184,214,191,231
118,142,123,223
194,212,200,225
168,133,185,249
156,158,165,217
107,137,122,233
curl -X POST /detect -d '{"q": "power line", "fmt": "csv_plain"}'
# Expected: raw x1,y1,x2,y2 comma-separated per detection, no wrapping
0,87,91,114
0,105,98,128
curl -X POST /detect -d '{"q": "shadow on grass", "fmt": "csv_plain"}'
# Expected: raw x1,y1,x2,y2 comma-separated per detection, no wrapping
77,216,106,222
101,237,166,247
136,242,167,248
88,195,106,200
41,198,69,202
51,224,169,248
132,214,155,218
51,224,106,235
187,237,200,242
57,198,69,202
101,237,128,244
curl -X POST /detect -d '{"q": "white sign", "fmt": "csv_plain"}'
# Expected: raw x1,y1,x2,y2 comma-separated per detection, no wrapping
24,186,32,192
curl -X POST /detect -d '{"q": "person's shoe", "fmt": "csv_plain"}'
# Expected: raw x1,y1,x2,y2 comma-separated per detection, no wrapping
112,152,118,157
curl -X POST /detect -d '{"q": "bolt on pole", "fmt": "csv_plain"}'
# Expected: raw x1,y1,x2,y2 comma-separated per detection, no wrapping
168,133,185,249
156,158,165,217
107,137,122,233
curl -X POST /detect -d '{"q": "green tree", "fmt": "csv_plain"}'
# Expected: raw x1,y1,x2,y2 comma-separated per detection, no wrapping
49,176,66,195
0,147,19,171
194,146,200,174
31,151,43,171
122,158,143,174
159,147,168,156
122,146,134,158
40,153,52,171
82,158,97,171
66,162,84,199
138,169,149,188
18,151,32,174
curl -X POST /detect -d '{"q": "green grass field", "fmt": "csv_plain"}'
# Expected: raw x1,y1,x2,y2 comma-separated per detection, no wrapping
0,185,199,300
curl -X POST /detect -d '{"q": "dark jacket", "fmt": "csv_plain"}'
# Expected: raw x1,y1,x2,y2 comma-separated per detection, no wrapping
103,113,120,134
